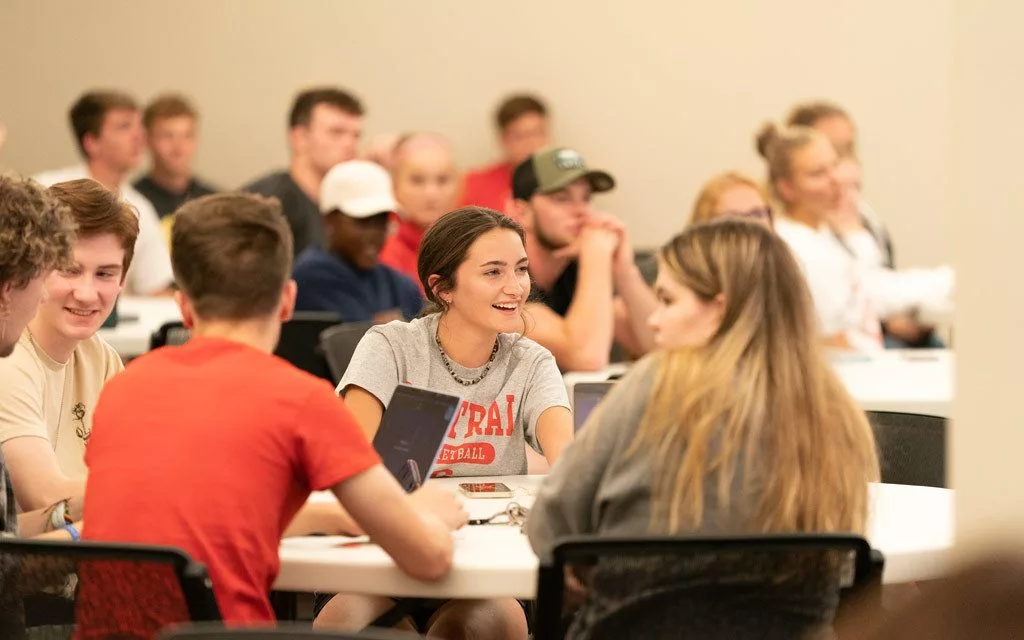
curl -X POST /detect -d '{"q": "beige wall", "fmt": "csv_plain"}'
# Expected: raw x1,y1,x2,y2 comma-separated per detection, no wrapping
950,0,1024,552
0,0,952,264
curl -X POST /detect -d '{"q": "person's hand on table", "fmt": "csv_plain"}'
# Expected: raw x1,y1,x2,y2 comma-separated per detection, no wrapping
410,483,469,531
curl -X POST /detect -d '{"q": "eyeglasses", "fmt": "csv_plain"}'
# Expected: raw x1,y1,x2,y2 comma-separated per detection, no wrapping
469,502,530,527
720,206,773,223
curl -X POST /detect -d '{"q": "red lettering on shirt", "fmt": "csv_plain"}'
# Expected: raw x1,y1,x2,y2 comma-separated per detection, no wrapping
505,394,515,434
484,401,504,436
463,403,486,439
435,442,497,466
449,401,469,439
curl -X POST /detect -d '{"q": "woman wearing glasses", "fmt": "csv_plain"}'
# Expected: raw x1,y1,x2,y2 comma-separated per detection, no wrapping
688,171,773,228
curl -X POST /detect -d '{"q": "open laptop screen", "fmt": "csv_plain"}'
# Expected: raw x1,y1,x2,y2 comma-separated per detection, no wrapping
572,381,615,432
372,384,462,491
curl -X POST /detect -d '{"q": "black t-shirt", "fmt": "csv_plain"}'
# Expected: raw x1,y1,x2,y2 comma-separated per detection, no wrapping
132,175,218,219
536,261,579,317
242,171,323,257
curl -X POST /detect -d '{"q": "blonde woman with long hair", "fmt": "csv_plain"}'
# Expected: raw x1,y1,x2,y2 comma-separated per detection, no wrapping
527,219,879,639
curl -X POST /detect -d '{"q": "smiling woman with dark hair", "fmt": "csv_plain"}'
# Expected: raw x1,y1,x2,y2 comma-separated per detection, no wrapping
315,205,573,638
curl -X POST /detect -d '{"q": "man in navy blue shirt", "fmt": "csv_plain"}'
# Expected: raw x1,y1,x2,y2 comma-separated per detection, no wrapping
292,160,423,322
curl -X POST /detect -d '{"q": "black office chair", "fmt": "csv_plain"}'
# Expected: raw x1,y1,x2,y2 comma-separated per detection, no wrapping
0,538,220,640
274,312,343,384
866,410,947,488
533,534,883,640
319,322,374,383
150,321,192,350
158,623,422,639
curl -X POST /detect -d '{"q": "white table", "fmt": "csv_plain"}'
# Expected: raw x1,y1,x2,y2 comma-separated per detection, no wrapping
275,476,954,597
831,350,952,417
97,296,182,359
564,350,953,418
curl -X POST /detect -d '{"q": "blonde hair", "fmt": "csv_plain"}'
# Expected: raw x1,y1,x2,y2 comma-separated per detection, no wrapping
632,220,879,534
754,123,829,203
688,171,770,226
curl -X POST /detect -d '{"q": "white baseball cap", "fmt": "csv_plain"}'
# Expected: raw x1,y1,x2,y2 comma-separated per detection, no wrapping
319,160,397,218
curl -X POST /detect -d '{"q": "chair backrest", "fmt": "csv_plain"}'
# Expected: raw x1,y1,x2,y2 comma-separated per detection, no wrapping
866,410,947,488
150,321,192,351
534,534,883,640
0,538,220,640
159,622,421,639
273,311,343,383
319,322,374,384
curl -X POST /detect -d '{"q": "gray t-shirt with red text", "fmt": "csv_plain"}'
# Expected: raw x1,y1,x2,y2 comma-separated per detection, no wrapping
337,313,569,477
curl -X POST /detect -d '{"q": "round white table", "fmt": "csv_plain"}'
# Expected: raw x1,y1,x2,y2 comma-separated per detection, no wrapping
275,476,954,597
97,296,182,359
564,350,953,418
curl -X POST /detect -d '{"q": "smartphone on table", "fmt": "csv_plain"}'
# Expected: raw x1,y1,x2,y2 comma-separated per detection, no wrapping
458,482,515,499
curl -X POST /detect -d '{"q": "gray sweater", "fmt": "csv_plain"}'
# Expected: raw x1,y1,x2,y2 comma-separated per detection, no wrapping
526,355,839,640
527,355,756,561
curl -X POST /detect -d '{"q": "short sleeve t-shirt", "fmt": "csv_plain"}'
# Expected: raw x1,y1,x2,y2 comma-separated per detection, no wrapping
338,314,570,477
292,246,423,322
0,332,124,481
83,337,380,623
243,170,323,256
536,261,579,317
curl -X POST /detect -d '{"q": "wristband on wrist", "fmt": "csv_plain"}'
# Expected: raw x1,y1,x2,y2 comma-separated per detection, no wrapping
62,522,80,541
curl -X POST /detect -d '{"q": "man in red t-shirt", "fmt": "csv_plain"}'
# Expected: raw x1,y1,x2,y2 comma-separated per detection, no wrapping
458,94,551,215
83,193,467,624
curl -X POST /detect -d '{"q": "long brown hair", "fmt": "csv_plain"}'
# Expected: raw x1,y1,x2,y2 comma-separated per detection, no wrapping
632,220,878,534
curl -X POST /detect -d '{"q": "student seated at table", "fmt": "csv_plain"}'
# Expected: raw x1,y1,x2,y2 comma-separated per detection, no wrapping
756,124,952,352
513,148,658,369
315,206,573,639
526,219,881,640
292,160,423,323
81,193,467,624
0,179,137,513
0,174,85,543
379,133,460,288
688,171,773,228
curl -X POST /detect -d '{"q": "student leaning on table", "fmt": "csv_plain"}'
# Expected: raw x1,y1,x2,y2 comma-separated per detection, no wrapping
316,206,573,639
80,193,467,624
0,179,138,514
527,220,880,640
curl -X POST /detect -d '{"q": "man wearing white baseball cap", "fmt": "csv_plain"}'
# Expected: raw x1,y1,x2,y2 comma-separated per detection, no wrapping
291,160,423,323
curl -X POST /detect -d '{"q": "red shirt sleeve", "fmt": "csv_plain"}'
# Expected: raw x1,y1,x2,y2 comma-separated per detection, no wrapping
293,388,381,491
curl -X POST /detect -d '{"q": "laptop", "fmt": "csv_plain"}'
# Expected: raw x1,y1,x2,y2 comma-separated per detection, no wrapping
572,381,616,432
372,384,462,491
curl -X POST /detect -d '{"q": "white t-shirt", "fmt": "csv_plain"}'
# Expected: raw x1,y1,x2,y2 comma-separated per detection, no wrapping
338,314,570,477
775,217,883,352
33,165,174,295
